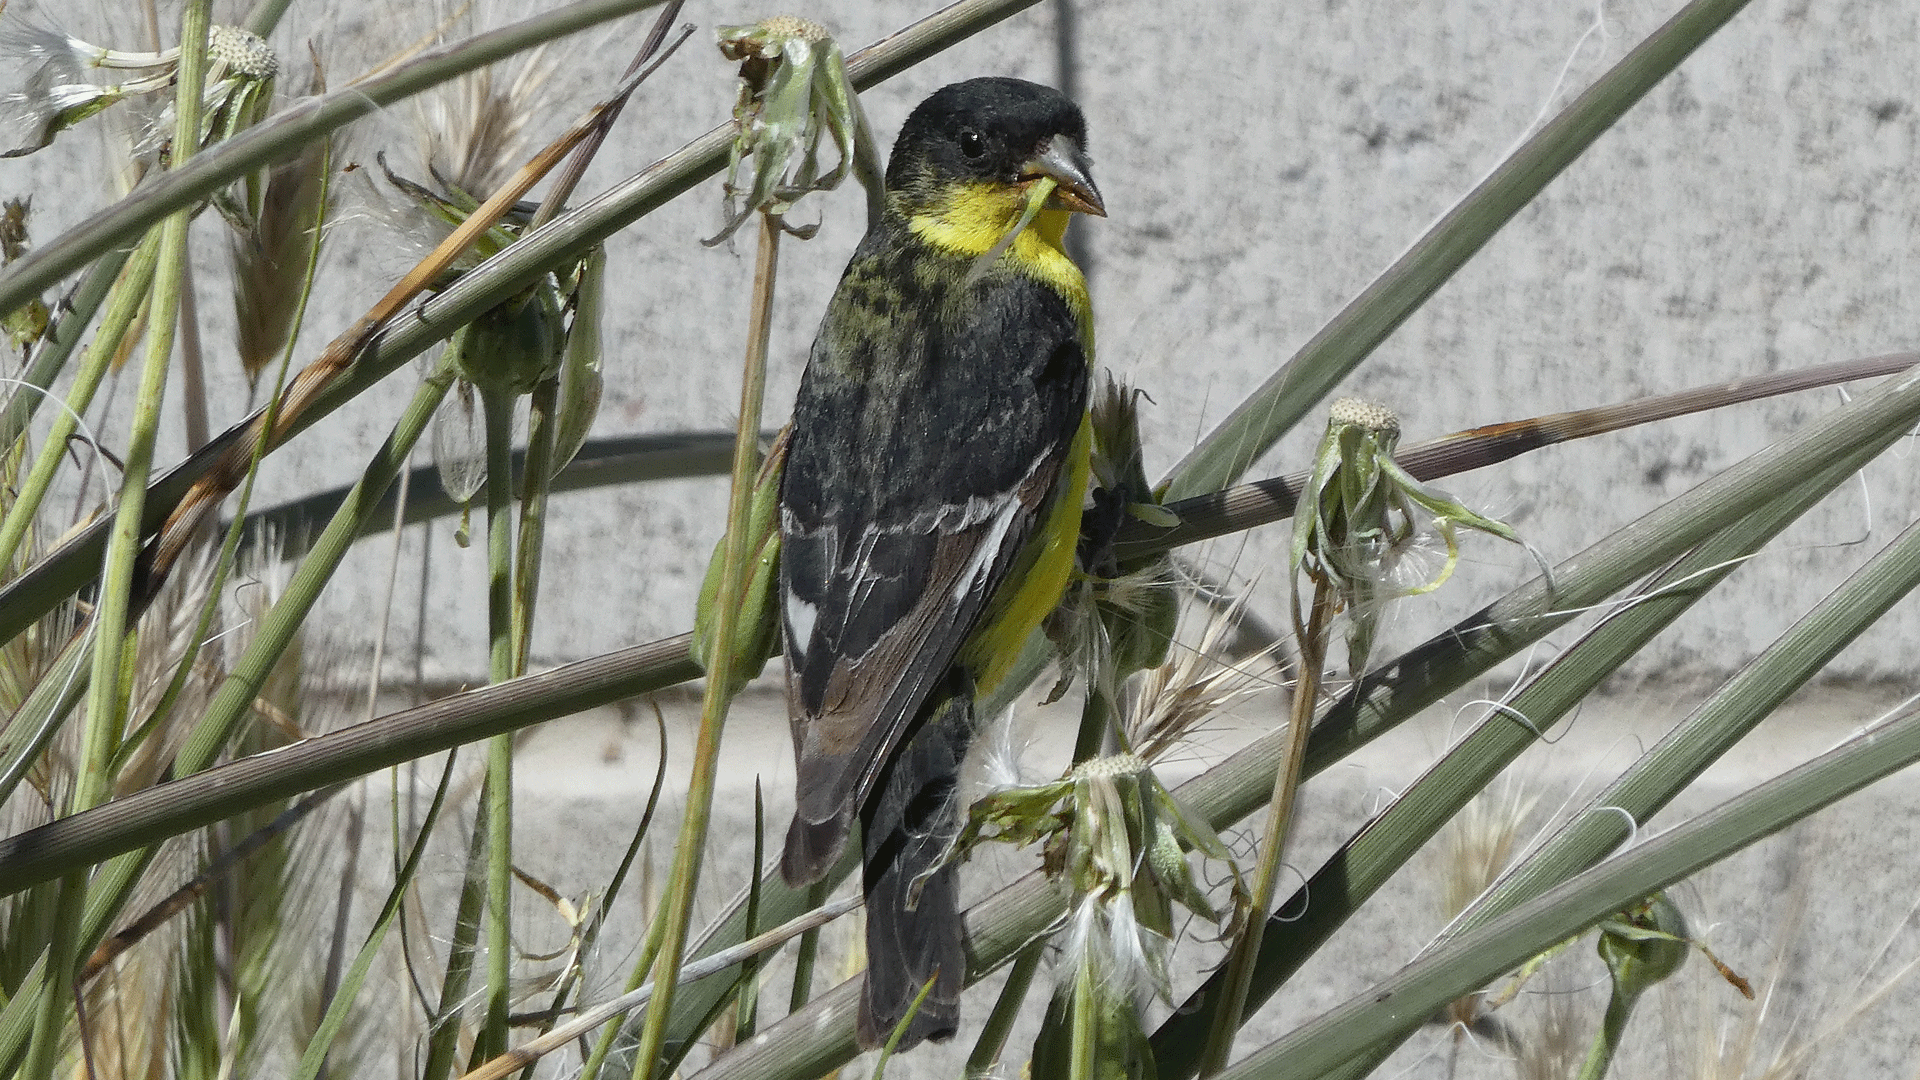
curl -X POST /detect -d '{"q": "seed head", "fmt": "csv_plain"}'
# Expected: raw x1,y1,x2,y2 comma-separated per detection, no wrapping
208,26,276,80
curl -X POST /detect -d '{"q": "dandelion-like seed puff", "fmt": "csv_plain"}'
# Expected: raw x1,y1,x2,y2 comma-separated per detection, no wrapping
958,751,1241,1064
0,11,275,158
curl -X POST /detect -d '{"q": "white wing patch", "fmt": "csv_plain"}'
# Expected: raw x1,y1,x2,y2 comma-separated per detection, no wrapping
786,594,820,661
954,497,1019,601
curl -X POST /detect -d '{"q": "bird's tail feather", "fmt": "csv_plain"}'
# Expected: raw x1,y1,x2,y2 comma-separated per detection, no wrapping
855,682,971,1051
781,800,851,886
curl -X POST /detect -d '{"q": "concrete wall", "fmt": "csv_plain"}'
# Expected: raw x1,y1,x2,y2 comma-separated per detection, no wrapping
11,0,1919,685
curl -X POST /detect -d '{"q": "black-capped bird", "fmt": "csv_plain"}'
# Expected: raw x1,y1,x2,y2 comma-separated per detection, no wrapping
778,77,1103,1050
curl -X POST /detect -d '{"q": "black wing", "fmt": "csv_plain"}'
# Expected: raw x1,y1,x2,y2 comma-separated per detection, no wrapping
778,234,1088,883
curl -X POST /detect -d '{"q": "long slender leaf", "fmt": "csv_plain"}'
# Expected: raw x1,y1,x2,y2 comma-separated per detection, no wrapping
1459,515,1920,926
1212,693,1920,1080
0,0,665,318
1310,504,1920,1080
292,754,464,1080
1148,421,1897,1077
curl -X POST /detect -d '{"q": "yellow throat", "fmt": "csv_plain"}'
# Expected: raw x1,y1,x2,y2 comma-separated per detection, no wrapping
907,181,1093,346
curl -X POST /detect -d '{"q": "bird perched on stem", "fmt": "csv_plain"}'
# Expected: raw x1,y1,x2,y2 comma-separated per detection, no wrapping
778,76,1103,1050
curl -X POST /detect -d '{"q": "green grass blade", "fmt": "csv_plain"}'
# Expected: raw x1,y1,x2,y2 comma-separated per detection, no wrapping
1147,430,1892,1077
293,753,463,1080
0,0,665,319
0,233,160,576
0,244,131,450
19,8,210,1078
0,626,90,809
1457,515,1920,932
1211,694,1920,1080
170,363,456,781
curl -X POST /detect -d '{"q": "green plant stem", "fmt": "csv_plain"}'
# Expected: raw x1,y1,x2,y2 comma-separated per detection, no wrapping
175,359,456,774
1198,580,1334,1075
626,209,780,1080
424,787,496,1080
513,711,671,1080
20,8,208,1080
292,753,462,1080
462,896,862,1080
18,875,80,1080
513,378,561,671
0,358,465,1075
1071,949,1096,1080
0,244,132,450
0,234,160,575
484,391,518,685
787,881,829,1016
124,132,330,770
241,0,297,37
579,905,672,1080
1575,988,1634,1080
963,942,1041,1079
480,386,519,1062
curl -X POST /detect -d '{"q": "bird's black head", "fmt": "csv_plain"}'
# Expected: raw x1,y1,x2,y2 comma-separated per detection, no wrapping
886,77,1103,218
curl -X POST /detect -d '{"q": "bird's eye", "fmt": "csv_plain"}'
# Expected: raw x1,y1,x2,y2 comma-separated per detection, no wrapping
959,130,986,158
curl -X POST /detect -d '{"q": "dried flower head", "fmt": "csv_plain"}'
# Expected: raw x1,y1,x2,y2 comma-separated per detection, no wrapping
207,25,276,80
705,16,881,243
1051,375,1183,707
1292,396,1521,675
961,753,1239,1005
963,751,1241,1069
1122,592,1281,764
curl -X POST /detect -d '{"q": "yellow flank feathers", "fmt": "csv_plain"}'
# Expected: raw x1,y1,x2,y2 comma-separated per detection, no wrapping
962,414,1093,695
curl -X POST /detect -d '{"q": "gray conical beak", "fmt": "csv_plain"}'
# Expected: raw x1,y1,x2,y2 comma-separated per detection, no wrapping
1022,135,1105,217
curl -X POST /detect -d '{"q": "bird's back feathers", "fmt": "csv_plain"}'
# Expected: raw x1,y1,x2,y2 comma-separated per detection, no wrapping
779,223,1088,882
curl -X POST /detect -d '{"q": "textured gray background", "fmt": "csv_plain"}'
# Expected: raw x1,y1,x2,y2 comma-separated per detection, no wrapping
9,0,1920,1075
12,0,1919,684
